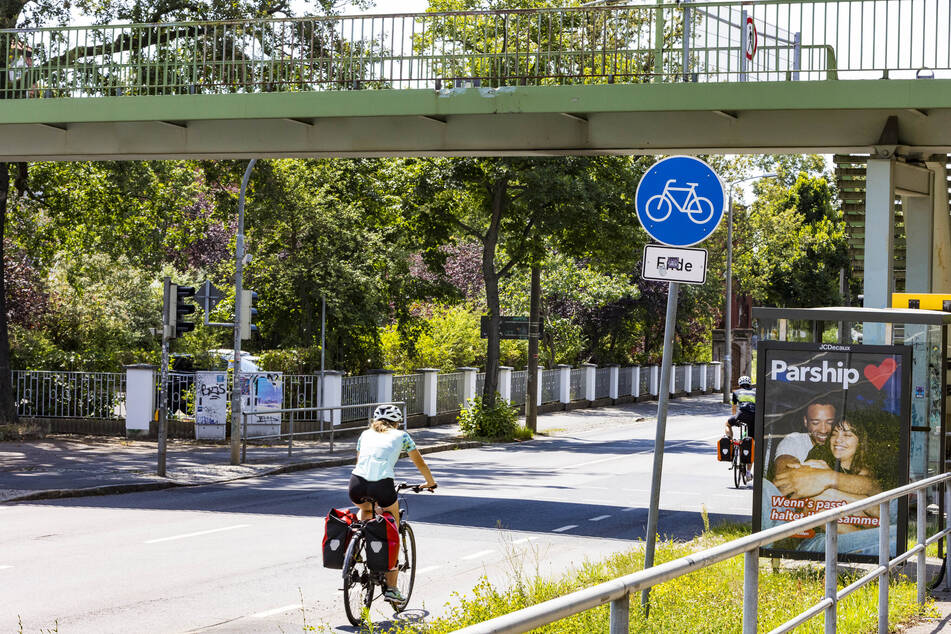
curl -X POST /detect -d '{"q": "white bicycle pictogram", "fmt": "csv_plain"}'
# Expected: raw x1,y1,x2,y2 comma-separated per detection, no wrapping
644,179,716,224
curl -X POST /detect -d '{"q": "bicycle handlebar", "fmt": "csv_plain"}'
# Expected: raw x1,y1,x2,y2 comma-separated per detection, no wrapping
397,482,437,493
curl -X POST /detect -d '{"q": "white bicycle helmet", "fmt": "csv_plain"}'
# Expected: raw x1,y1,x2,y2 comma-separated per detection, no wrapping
372,404,403,424
738,375,753,388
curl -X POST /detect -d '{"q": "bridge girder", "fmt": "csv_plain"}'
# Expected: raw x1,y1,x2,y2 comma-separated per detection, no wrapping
0,80,950,161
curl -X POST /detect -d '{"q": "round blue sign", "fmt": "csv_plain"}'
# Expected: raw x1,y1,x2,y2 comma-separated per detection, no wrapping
635,156,726,247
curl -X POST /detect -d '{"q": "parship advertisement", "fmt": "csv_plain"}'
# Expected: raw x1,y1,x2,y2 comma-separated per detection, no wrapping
752,341,910,563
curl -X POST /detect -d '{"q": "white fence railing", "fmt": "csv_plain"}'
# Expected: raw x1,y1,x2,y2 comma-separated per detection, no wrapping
13,362,723,425
455,472,951,634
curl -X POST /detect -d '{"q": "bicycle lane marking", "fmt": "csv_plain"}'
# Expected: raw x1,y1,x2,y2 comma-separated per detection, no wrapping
144,524,249,544
250,604,300,619
416,565,441,574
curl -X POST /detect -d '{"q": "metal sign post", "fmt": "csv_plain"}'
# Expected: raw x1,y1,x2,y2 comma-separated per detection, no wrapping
640,280,678,610
157,276,171,477
635,155,725,612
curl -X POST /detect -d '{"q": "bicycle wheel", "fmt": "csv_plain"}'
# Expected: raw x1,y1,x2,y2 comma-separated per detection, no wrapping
686,195,715,224
733,450,742,489
644,194,673,222
392,522,417,612
343,535,374,627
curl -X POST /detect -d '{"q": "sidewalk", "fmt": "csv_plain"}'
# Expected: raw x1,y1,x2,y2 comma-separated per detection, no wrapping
0,394,716,504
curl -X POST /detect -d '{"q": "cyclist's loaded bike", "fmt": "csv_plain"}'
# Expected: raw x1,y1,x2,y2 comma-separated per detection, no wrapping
322,482,435,627
718,422,754,488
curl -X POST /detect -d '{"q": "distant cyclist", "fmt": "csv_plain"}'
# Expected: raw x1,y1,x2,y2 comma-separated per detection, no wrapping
724,376,756,480
731,375,756,416
349,404,437,603
725,375,755,438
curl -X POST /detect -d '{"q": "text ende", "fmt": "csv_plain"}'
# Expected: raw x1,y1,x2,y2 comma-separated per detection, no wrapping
659,257,692,271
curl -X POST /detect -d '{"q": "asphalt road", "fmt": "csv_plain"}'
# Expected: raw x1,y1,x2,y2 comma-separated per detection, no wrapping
3,401,751,633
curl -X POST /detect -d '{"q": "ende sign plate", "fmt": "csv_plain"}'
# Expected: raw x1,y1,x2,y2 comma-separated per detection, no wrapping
641,245,707,284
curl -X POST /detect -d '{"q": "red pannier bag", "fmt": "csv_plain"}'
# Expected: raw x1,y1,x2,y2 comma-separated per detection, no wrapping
322,508,357,569
364,511,399,572
717,436,733,462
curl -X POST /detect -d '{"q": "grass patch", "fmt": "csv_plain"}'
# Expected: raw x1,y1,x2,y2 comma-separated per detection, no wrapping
384,523,931,633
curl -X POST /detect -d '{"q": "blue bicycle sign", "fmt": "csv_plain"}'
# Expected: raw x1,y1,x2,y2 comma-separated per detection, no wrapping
636,156,725,247
644,179,716,224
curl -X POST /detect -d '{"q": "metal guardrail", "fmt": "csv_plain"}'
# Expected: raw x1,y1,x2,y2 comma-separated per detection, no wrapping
0,1,945,101
455,472,951,634
239,400,406,462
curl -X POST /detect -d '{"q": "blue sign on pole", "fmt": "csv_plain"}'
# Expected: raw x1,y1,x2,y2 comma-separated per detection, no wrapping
635,156,726,247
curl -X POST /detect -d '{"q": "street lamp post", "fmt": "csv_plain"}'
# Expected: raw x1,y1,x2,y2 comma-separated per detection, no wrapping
231,158,257,465
724,173,777,404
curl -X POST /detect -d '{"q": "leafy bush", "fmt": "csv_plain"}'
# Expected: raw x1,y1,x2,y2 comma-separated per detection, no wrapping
457,394,520,440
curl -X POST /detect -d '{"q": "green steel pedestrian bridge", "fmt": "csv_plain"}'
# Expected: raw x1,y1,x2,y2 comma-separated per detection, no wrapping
0,0,950,161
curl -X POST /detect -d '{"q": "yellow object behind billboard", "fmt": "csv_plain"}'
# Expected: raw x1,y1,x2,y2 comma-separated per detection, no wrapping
891,293,951,311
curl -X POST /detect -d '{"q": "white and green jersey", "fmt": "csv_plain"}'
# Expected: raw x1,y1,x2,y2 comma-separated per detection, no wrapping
352,428,417,482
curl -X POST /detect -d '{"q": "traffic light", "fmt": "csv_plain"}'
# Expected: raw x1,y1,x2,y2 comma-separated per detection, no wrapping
239,289,258,340
169,284,196,339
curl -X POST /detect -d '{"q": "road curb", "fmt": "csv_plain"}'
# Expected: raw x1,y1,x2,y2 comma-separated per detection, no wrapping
2,439,483,504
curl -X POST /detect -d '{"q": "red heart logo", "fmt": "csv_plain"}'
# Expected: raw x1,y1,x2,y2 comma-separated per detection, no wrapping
863,358,897,390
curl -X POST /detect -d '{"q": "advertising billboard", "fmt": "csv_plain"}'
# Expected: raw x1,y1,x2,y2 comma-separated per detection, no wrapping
753,341,910,563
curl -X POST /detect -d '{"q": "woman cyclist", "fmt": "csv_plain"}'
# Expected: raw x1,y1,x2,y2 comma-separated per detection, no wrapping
349,404,437,603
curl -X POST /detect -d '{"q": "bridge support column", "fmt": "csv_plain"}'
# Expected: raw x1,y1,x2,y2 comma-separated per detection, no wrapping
863,157,896,343
900,162,935,293
926,159,951,292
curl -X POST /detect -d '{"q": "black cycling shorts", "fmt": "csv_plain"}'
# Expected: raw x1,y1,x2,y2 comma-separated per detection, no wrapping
348,474,397,508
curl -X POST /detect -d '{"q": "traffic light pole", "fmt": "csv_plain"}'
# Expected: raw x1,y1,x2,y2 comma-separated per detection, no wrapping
231,158,257,465
158,276,171,477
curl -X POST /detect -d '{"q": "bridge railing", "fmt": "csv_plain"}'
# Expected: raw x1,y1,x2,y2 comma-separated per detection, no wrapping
454,471,951,634
0,1,946,100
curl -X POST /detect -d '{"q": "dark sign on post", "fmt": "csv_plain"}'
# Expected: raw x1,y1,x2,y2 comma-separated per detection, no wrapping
753,341,910,563
480,316,543,340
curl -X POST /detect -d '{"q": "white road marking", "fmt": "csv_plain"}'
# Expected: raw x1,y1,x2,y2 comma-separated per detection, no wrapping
621,507,637,512
416,565,441,574
511,536,540,545
552,524,578,533
250,604,299,619
589,515,611,522
0,565,11,570
462,550,495,560
565,455,627,469
144,524,250,544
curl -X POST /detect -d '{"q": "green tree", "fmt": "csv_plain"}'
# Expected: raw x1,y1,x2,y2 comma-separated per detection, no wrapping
0,0,345,421
399,156,647,406
732,171,849,308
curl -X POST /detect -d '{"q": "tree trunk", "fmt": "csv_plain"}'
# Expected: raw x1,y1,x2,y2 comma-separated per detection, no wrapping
480,180,506,409
0,3,25,423
525,263,540,431
0,164,17,423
